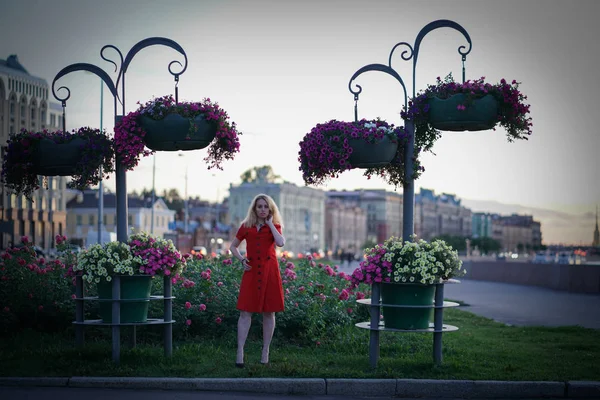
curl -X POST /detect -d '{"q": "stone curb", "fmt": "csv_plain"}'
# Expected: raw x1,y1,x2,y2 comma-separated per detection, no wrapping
68,377,326,395
0,377,69,387
567,381,600,399
0,377,599,398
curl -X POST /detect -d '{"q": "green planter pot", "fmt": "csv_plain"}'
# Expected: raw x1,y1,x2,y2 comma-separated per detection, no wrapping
428,93,498,131
348,136,398,168
139,113,217,151
380,282,435,330
33,137,86,176
97,275,153,323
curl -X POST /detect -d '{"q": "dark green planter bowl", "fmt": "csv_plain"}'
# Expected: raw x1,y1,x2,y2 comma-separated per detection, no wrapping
380,282,435,330
97,275,153,323
428,93,498,131
347,135,398,168
139,113,217,151
32,137,86,176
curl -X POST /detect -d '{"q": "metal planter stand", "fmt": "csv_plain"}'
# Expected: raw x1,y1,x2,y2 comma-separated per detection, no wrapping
53,37,188,363
348,19,473,368
356,280,460,367
73,275,175,363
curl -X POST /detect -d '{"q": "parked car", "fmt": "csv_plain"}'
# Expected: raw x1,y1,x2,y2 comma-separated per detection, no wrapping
14,243,45,258
557,252,572,264
532,252,547,264
191,246,207,256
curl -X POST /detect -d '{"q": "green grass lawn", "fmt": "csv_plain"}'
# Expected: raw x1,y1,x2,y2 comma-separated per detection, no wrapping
1,307,599,381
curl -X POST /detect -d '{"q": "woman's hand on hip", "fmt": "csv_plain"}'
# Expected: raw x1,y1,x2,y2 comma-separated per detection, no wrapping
242,258,251,272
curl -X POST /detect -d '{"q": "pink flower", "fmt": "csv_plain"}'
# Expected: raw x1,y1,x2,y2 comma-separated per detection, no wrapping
185,301,191,310
199,304,206,311
3,306,10,312
215,317,222,324
186,319,192,326
217,281,223,287
38,305,43,311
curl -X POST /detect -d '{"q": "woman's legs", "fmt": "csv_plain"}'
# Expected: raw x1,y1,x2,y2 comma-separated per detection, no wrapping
237,311,252,364
261,312,276,363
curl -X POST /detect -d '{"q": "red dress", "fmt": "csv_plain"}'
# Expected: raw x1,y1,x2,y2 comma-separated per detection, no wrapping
236,224,285,313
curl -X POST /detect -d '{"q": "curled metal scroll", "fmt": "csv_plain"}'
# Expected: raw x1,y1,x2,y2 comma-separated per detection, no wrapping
116,37,188,90
388,42,414,69
348,63,409,119
412,19,472,69
52,63,118,104
100,44,124,74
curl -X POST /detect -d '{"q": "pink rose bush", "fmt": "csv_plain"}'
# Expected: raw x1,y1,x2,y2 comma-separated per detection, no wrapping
0,236,74,334
167,254,371,344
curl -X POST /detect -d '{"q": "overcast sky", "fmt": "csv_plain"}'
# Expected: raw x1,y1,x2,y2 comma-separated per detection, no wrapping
1,0,599,244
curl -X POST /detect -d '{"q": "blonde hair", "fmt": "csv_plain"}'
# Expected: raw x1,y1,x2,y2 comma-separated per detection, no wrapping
242,194,284,228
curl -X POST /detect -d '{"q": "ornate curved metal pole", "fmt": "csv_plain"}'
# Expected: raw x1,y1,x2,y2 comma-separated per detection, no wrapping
348,63,409,121
51,37,188,245
411,19,472,94
52,63,118,101
347,19,474,369
116,37,188,112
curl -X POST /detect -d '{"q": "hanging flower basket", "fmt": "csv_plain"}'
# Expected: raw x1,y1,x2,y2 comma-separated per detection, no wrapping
114,95,241,171
298,119,410,186
33,137,87,176
427,93,498,131
138,113,217,151
1,127,115,200
347,135,398,168
401,73,533,158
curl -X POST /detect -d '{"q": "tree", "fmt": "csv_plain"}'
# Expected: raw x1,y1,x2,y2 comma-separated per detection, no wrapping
431,234,468,252
470,237,502,254
240,165,281,184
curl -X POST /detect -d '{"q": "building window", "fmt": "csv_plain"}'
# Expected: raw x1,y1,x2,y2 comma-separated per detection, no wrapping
9,102,14,117
76,215,82,226
128,215,133,226
50,114,56,126
89,215,95,226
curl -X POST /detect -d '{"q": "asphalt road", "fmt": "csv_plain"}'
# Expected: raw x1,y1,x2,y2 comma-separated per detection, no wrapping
336,260,600,330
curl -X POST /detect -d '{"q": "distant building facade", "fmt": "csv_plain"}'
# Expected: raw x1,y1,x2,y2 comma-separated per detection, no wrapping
66,190,175,246
228,182,326,255
325,198,367,257
0,55,68,251
415,188,472,240
326,189,403,244
497,214,542,252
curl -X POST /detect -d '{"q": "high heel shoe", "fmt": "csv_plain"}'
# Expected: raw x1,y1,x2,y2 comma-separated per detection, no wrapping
235,362,245,368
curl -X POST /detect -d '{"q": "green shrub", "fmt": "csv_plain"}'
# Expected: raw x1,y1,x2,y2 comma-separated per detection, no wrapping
0,237,75,335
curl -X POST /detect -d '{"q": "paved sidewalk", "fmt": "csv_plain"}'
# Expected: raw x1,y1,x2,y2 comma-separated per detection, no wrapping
0,377,599,399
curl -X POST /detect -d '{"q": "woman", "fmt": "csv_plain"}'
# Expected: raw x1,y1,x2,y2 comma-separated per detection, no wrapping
229,194,285,367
